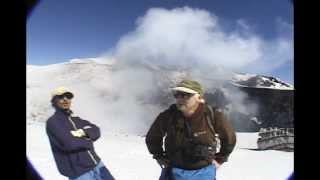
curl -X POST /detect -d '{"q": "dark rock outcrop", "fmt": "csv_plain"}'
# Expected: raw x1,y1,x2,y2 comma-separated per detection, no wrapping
205,82,293,132
235,86,293,131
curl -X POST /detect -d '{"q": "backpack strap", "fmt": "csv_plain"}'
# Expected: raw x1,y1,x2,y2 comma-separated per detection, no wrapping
206,105,216,136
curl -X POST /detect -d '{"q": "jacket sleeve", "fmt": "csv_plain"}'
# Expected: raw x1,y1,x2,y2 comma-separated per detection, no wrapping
46,119,93,152
214,109,237,164
145,111,169,156
76,117,101,141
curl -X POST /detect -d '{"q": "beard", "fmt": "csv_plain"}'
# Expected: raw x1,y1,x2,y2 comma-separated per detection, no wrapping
176,103,188,112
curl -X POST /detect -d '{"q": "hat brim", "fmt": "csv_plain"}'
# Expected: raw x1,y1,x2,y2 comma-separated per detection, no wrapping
52,92,74,98
171,87,199,94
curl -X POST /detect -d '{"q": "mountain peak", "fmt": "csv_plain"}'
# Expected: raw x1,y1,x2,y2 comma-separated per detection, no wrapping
231,73,293,90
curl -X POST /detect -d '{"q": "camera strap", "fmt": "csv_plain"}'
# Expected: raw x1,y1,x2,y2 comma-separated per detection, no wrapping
184,119,193,139
206,105,216,137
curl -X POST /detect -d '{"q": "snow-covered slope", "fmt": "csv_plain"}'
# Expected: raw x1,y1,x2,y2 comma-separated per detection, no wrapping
27,61,293,125
27,61,115,126
27,123,293,180
28,60,167,135
231,73,293,90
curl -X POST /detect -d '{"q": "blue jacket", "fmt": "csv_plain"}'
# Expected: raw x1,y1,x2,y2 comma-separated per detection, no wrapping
46,109,101,178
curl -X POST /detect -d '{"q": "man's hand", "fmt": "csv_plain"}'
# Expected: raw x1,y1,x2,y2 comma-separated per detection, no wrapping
156,157,170,168
212,159,221,169
153,154,170,168
70,129,86,138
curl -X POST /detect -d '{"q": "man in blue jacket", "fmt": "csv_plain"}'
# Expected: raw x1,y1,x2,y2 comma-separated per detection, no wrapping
46,87,115,180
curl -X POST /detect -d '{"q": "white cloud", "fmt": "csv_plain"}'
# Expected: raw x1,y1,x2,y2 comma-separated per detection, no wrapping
101,7,293,78
236,19,250,31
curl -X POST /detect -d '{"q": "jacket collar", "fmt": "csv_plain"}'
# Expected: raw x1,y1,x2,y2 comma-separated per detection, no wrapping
54,108,73,117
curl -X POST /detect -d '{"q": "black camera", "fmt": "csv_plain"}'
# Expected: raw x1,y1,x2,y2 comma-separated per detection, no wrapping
182,141,216,163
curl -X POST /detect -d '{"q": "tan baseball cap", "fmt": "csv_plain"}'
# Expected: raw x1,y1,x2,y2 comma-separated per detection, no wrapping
51,86,74,98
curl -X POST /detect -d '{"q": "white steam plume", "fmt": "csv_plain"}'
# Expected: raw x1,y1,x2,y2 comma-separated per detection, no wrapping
97,7,292,133
98,7,292,129
109,7,292,77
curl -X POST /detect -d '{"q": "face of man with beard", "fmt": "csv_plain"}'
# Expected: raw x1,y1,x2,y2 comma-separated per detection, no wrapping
174,91,202,113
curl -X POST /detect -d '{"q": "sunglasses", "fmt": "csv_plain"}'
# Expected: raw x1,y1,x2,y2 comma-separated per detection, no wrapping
57,93,73,100
173,92,194,99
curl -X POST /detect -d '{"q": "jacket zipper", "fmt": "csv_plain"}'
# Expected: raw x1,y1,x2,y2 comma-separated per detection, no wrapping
68,116,98,165
87,150,98,165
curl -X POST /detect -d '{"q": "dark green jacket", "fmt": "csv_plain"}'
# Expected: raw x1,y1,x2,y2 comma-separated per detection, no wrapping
145,103,236,170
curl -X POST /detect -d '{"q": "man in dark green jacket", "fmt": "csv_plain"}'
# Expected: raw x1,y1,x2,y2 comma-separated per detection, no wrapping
146,79,236,180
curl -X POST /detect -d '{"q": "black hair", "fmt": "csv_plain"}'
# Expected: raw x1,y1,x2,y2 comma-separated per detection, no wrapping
51,96,59,109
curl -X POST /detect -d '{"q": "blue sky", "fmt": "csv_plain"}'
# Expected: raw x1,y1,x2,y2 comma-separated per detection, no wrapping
27,0,293,84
